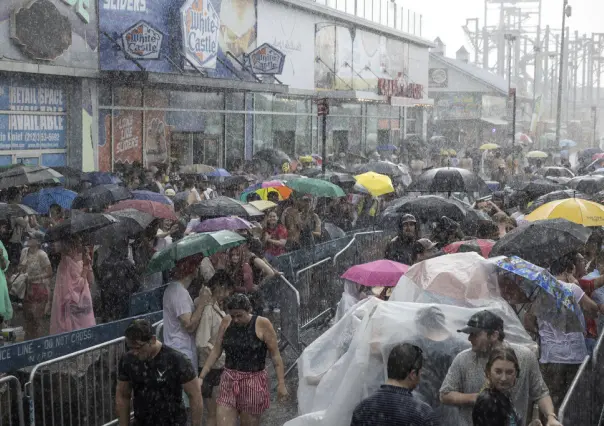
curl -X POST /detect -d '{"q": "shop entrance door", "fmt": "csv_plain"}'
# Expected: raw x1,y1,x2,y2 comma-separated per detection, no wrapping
171,132,219,167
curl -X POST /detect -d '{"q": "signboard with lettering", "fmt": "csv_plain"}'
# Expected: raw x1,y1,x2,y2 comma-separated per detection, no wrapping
122,20,164,60
181,0,220,70
0,0,98,69
246,43,285,74
99,0,258,80
0,79,67,151
0,311,162,373
377,78,424,100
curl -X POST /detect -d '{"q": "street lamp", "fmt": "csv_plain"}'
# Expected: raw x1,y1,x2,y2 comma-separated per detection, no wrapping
555,0,572,146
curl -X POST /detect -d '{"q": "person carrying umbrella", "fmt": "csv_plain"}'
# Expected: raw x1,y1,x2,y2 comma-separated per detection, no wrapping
385,214,420,265
282,195,321,250
523,253,604,416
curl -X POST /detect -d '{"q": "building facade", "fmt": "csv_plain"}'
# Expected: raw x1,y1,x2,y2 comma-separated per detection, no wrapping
0,0,432,171
0,0,99,170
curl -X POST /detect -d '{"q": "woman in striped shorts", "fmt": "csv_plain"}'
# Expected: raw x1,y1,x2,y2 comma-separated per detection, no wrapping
198,293,288,426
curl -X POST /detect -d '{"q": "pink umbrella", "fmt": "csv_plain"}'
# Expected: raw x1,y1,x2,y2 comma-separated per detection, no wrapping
341,260,409,287
194,216,253,232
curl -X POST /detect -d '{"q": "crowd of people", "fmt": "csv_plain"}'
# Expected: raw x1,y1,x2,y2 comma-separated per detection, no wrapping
0,142,601,426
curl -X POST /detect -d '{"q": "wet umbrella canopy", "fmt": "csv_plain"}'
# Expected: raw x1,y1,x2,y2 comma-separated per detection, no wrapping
381,195,468,225
285,178,345,198
0,165,62,189
254,149,292,166
188,196,264,219
512,178,564,199
88,208,156,245
71,184,132,211
567,175,604,195
527,190,591,213
490,219,592,267
45,212,118,242
408,167,490,195
107,200,178,221
146,230,247,274
21,187,77,214
0,203,37,220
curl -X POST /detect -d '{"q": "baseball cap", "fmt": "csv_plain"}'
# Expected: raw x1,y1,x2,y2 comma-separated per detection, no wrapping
457,310,504,334
400,214,417,225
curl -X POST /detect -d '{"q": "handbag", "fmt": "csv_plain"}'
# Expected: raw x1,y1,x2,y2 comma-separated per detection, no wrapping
9,273,27,300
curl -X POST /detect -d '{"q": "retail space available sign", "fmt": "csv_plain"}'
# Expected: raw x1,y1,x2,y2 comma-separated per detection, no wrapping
122,20,163,60
181,0,220,69
0,80,66,150
246,43,285,74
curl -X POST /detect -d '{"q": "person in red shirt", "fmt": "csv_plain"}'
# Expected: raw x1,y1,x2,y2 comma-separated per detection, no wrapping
262,211,287,259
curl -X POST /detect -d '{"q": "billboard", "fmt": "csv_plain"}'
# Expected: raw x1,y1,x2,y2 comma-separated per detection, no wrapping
0,78,67,151
99,0,257,80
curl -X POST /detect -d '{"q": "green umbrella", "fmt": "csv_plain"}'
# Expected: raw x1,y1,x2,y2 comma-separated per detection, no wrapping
146,230,246,275
285,177,345,198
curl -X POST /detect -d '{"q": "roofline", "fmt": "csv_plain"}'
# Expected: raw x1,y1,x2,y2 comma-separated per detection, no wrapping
271,0,434,48
430,53,507,96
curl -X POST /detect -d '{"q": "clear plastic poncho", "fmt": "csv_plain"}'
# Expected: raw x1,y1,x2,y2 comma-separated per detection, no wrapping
288,266,535,426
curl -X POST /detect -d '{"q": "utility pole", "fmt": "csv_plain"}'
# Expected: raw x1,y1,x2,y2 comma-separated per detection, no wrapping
505,33,517,171
555,0,571,146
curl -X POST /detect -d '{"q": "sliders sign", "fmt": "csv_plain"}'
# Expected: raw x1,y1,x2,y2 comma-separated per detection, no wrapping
377,78,424,100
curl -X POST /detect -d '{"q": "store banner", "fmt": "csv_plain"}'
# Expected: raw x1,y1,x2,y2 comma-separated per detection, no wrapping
98,0,257,80
0,79,67,151
1,0,98,70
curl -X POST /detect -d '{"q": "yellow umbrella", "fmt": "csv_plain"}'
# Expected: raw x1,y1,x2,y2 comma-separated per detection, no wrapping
480,143,500,150
525,198,604,226
249,200,277,212
354,172,394,196
526,150,548,159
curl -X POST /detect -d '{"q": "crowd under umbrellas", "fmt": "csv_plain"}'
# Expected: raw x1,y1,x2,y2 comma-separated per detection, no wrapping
2,150,604,425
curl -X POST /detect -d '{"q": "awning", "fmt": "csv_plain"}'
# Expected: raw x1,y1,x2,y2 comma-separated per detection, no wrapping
481,117,508,126
313,90,387,102
391,97,434,107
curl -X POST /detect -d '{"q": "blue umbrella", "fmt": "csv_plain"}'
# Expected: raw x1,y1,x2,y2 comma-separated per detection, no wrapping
376,144,398,152
207,168,231,177
495,256,583,332
22,187,77,214
84,172,122,186
559,139,577,148
131,190,173,205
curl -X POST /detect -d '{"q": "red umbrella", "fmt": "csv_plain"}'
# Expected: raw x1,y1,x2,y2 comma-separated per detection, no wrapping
107,199,177,221
443,239,495,258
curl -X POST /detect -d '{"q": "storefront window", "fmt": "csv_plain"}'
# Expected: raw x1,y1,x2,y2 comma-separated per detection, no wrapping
115,87,142,107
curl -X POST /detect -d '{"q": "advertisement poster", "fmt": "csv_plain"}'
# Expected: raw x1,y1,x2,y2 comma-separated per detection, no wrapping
314,25,410,92
0,0,98,69
99,0,257,80
0,79,67,151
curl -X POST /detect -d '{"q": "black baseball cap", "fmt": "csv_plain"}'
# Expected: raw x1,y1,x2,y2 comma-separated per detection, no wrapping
457,310,504,334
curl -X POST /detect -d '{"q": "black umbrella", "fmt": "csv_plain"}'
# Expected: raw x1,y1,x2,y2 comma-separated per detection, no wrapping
45,212,118,242
323,222,346,240
462,209,494,236
408,167,490,195
567,175,604,195
300,168,321,177
217,175,255,190
512,178,564,199
527,190,591,213
253,149,291,166
71,184,132,211
188,196,264,219
0,165,63,189
380,195,468,225
52,166,86,190
534,167,575,178
490,219,592,267
87,208,156,245
0,203,38,220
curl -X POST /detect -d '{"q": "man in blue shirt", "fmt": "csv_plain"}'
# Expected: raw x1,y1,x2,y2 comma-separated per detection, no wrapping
350,343,439,426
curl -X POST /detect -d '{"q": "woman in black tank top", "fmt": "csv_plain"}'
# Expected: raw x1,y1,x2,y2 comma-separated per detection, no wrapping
198,294,288,425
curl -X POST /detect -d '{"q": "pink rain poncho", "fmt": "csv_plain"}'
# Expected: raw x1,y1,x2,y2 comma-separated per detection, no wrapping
50,253,95,334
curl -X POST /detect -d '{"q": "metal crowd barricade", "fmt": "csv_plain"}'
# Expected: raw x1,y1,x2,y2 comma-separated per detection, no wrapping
24,320,162,426
591,330,604,425
295,257,335,330
0,375,25,426
558,354,593,425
